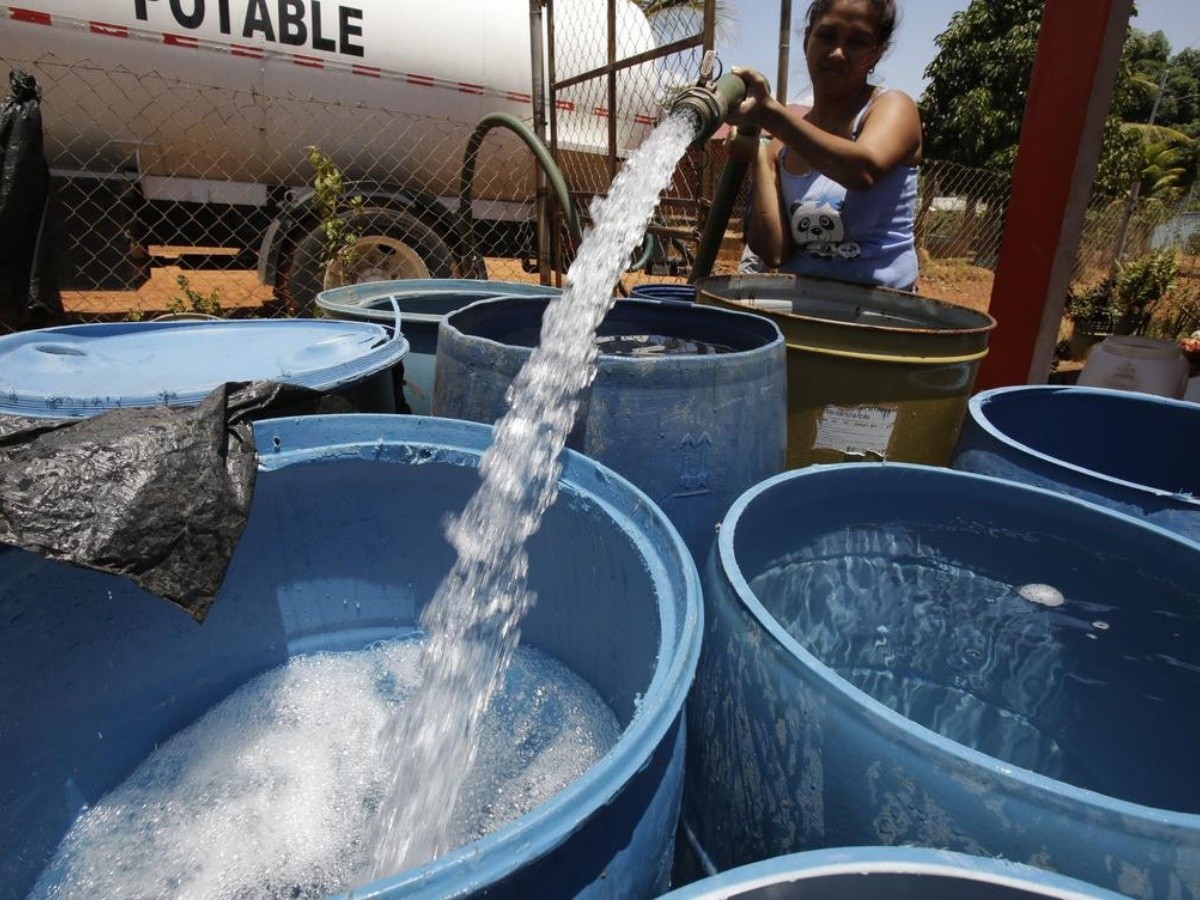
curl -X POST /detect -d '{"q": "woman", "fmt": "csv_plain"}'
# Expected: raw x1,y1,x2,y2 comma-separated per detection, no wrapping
727,0,922,291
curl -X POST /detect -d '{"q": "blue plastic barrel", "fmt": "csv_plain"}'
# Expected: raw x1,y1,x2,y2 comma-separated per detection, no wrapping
953,385,1200,545
316,279,561,414
686,463,1200,898
630,284,696,304
663,848,1122,900
432,295,787,563
0,319,408,417
0,415,702,899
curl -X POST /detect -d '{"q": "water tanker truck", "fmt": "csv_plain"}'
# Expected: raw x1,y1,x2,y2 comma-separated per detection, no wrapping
0,0,664,305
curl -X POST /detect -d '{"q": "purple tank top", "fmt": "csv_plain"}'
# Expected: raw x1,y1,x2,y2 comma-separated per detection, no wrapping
776,92,919,290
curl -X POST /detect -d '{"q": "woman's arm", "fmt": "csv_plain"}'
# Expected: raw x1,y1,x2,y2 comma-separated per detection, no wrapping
729,67,923,193
726,128,789,269
743,138,790,268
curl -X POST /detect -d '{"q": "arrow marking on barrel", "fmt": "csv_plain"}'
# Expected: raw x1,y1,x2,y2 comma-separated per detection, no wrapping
672,432,712,498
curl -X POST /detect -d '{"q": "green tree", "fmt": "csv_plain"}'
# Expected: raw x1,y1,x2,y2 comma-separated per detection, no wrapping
1112,28,1171,121
920,6,1196,201
1139,138,1191,198
1093,113,1144,197
1095,31,1192,198
919,0,1043,172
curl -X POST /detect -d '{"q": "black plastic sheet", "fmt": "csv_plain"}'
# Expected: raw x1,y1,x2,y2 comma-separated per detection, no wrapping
0,381,350,621
0,69,63,331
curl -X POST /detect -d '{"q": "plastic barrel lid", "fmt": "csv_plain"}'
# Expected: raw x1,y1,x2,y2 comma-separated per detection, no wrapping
0,319,409,418
316,278,562,324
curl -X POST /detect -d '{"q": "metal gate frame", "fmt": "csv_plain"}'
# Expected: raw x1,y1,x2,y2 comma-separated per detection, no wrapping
539,0,715,284
534,0,796,285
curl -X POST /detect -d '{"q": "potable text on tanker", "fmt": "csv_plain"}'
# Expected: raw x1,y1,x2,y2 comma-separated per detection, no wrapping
134,0,365,57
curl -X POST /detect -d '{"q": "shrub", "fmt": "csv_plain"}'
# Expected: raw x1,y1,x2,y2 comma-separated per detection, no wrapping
168,274,222,317
307,146,364,273
1066,248,1179,335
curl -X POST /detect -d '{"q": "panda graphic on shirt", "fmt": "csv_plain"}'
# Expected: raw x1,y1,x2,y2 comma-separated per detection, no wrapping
788,200,861,260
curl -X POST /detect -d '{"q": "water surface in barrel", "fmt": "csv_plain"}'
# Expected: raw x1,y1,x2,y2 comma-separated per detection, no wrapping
33,639,619,899
595,333,735,356
750,523,1200,813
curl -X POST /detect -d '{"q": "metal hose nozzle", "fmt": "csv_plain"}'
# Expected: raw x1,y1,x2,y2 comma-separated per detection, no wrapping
668,72,750,148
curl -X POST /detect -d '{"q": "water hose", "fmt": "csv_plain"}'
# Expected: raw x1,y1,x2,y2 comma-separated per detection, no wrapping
668,72,750,148
460,72,748,284
457,113,583,272
689,126,758,283
663,71,753,283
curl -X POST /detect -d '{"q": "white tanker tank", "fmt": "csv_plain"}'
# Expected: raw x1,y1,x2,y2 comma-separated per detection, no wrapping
0,0,668,301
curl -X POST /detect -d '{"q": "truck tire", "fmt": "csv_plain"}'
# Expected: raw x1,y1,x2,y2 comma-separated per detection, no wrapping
287,207,454,314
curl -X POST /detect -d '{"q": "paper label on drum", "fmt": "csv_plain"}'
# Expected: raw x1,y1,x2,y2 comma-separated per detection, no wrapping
812,404,897,457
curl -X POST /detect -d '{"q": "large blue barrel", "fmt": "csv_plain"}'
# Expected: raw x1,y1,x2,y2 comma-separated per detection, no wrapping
432,295,787,562
0,415,702,899
953,385,1200,544
0,319,408,417
316,279,561,414
662,848,1122,899
686,463,1200,898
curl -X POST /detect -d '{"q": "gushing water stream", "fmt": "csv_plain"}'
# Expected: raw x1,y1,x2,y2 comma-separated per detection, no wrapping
364,110,699,880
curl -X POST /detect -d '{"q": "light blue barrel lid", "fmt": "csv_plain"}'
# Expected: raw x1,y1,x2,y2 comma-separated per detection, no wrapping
0,319,408,418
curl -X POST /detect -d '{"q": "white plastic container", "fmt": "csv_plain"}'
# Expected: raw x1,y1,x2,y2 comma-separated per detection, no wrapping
1077,335,1189,399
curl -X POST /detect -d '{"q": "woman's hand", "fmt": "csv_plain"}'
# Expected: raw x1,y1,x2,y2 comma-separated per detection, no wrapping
724,126,763,164
727,67,777,129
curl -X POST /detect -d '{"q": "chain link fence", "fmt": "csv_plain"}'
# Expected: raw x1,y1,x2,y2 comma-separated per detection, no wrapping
915,157,1194,287
904,157,1199,345
3,32,581,323
544,0,714,286
0,1,719,326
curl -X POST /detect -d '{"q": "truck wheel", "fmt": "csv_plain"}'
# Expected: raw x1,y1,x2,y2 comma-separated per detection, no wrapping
287,207,454,314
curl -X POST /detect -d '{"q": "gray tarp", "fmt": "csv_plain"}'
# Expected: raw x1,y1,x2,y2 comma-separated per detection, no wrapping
0,381,350,621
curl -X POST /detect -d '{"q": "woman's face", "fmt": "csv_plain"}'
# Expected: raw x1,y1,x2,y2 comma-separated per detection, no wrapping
805,0,885,92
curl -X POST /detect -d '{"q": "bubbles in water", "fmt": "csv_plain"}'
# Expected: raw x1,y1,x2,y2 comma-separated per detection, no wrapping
1019,582,1065,607
595,333,733,356
33,640,620,900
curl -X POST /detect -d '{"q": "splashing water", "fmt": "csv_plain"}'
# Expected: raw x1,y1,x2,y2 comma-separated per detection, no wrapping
34,640,619,899
363,111,699,880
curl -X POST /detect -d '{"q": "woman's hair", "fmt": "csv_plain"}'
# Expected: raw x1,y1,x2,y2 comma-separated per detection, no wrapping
802,0,899,47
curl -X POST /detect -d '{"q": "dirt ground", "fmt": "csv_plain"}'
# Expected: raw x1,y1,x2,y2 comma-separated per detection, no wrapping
489,254,1000,315
57,250,999,321
914,257,995,314
52,252,1200,393
482,253,1001,317
59,252,1197,342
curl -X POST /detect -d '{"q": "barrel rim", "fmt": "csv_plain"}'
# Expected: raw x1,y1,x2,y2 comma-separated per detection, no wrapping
715,461,1200,827
0,319,409,418
439,294,787,369
252,414,704,897
969,385,1200,509
316,278,563,325
660,846,1124,899
695,272,998,337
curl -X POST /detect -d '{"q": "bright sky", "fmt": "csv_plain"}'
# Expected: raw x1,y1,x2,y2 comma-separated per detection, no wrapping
721,0,1200,105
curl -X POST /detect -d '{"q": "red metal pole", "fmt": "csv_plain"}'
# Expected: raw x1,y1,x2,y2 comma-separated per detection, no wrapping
974,0,1134,390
